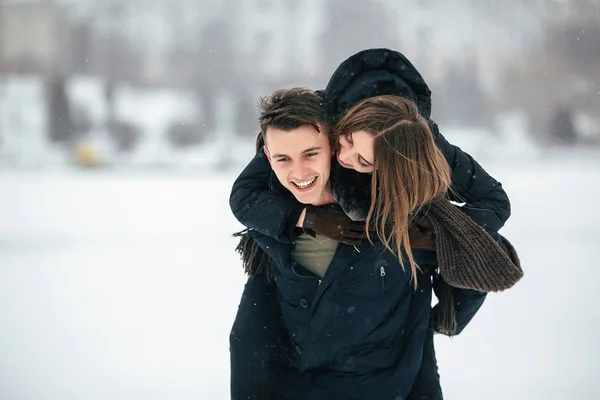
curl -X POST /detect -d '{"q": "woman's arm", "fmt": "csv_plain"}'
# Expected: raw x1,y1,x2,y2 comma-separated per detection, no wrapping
229,151,305,243
433,287,487,336
230,152,365,245
230,119,511,243
430,120,511,232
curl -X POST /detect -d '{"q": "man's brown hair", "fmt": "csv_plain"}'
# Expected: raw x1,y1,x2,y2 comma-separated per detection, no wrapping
256,87,329,150
235,88,328,282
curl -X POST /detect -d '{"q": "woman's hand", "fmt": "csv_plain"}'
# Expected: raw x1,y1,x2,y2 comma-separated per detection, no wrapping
409,217,435,251
302,205,366,246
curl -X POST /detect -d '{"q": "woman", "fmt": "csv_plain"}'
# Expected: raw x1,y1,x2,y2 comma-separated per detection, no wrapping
230,49,514,399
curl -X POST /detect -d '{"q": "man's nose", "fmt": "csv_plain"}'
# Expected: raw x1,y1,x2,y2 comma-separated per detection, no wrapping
292,161,310,178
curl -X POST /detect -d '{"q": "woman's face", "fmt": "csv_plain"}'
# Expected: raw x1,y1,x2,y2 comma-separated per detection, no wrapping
337,130,375,173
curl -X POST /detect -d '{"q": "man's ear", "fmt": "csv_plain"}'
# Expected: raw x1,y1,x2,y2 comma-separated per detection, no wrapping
263,145,271,162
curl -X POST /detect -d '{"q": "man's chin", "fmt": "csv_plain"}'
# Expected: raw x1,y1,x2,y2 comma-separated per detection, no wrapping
290,189,318,205
292,193,316,205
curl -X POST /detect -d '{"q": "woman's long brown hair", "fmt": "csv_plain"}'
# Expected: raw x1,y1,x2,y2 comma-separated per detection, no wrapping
335,95,451,286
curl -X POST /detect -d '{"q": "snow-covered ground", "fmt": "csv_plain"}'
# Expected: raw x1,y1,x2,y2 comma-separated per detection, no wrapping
1,157,599,400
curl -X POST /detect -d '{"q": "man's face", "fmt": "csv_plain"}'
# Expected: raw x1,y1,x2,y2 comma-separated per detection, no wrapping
264,124,332,205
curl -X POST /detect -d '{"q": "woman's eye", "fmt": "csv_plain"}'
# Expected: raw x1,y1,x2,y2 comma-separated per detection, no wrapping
358,157,372,168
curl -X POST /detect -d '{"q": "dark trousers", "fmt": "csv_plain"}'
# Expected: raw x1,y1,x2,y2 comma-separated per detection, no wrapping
230,273,442,400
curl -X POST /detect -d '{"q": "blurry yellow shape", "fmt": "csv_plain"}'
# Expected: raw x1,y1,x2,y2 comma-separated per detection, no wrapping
73,143,102,168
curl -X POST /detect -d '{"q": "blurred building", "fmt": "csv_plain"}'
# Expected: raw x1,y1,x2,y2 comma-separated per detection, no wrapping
232,0,325,80
388,0,550,86
1,0,598,169
0,0,71,75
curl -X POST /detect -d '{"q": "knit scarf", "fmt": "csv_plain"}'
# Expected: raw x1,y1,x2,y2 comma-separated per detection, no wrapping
418,198,523,335
233,229,272,282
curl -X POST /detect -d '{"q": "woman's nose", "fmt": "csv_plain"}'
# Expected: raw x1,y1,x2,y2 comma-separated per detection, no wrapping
337,136,355,167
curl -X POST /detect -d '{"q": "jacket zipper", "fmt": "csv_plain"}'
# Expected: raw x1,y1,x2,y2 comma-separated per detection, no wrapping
374,260,388,292
380,264,387,291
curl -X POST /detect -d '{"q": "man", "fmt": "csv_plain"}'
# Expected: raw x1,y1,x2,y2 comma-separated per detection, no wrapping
230,87,485,399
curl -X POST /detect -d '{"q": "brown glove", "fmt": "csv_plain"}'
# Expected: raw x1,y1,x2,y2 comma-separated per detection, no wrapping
409,215,436,251
302,204,366,246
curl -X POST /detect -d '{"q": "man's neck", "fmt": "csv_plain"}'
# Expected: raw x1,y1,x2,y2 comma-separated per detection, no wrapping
311,186,336,206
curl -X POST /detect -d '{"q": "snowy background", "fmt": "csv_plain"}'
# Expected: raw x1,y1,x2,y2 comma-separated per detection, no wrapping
2,157,600,400
1,0,600,399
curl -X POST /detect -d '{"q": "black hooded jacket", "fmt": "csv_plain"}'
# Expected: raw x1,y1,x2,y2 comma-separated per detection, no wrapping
230,48,510,241
229,49,499,399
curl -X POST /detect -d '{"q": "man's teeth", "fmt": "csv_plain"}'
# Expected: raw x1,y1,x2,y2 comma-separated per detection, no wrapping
295,177,316,188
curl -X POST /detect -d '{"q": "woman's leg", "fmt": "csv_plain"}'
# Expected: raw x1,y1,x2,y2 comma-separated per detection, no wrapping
230,272,283,400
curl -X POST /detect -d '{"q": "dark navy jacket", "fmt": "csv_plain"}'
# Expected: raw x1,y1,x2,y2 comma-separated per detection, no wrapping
236,150,487,334
230,49,510,242
229,48,497,398
250,228,438,400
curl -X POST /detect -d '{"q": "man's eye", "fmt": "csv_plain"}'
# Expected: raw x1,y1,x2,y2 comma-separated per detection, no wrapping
276,158,289,163
305,152,318,158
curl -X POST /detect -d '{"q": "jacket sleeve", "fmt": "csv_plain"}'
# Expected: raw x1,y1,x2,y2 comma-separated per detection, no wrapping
230,271,284,399
229,151,305,243
433,288,487,336
430,120,511,232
